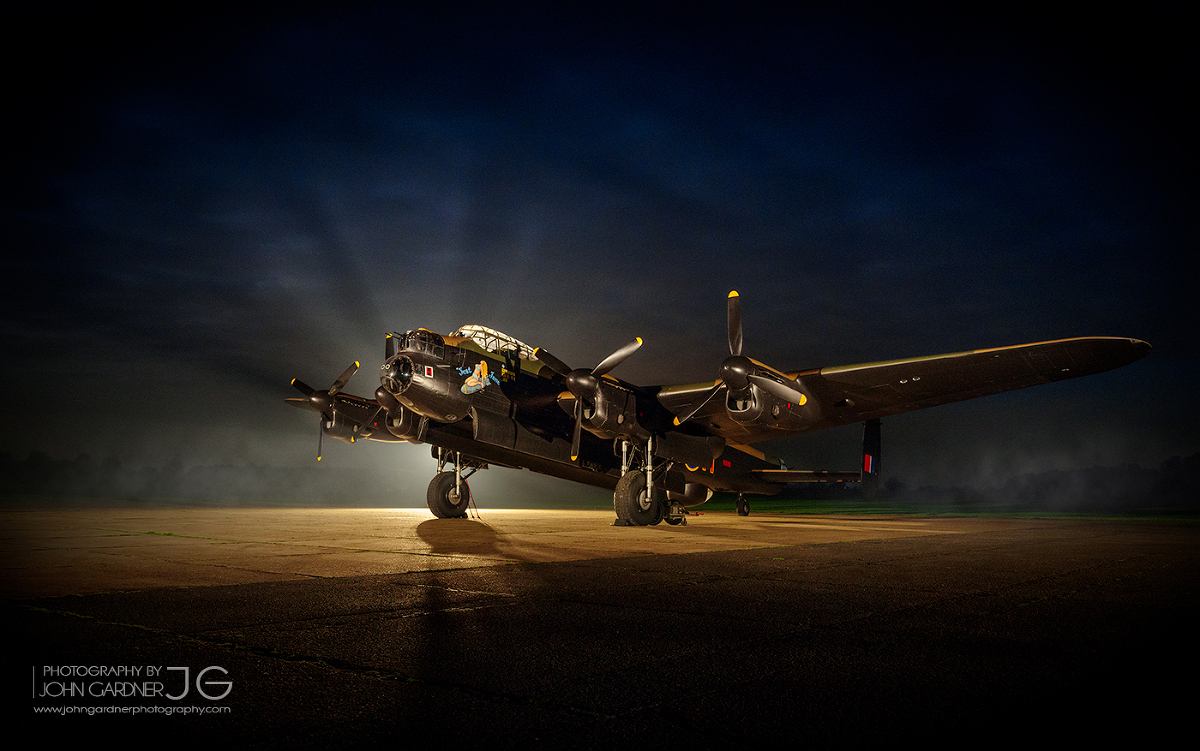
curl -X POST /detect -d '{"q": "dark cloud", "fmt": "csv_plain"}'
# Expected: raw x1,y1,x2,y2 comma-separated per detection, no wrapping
3,6,1192,496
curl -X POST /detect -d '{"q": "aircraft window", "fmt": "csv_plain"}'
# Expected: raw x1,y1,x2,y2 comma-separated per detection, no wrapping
452,325,536,360
398,330,445,359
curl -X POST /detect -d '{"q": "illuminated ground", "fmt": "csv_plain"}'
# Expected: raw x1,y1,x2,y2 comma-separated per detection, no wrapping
4,508,1195,745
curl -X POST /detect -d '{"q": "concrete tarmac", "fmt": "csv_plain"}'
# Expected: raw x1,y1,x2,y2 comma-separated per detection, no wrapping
4,508,1196,746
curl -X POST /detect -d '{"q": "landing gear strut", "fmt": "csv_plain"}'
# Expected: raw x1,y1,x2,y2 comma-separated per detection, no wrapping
613,469,662,526
736,494,750,516
427,448,482,519
613,436,688,526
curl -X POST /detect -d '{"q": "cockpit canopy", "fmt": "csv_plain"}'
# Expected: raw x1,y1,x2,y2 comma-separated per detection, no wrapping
450,325,536,360
395,329,445,358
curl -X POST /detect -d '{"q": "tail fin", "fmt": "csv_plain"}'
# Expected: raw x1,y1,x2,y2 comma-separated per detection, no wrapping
861,418,881,500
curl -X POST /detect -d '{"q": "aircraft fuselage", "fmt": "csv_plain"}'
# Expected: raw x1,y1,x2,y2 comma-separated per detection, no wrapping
287,294,1149,525
365,327,782,498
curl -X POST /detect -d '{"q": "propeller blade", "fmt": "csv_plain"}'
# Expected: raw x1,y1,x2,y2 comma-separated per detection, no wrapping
682,292,801,425
727,290,742,356
291,379,317,398
290,361,370,462
592,337,642,377
673,382,726,426
329,362,359,395
533,347,573,378
747,373,807,405
541,338,641,455
571,399,583,461
385,333,395,360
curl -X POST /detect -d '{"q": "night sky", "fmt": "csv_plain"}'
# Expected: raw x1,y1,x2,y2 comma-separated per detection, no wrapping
4,5,1193,498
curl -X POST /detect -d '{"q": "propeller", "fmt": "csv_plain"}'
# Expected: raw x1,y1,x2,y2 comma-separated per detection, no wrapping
672,291,809,426
534,338,642,461
286,361,359,461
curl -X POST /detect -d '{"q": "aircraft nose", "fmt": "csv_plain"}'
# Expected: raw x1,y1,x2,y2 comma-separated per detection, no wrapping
381,356,414,394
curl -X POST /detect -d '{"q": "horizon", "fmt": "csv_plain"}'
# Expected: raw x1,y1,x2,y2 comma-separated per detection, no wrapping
4,6,1192,507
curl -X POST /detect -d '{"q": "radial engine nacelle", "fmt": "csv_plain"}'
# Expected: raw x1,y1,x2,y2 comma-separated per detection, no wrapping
558,379,651,444
673,292,821,432
723,365,820,429
535,337,648,460
321,410,361,445
374,386,424,443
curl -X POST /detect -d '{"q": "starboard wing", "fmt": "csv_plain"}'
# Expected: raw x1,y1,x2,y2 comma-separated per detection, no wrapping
654,336,1149,441
794,336,1150,431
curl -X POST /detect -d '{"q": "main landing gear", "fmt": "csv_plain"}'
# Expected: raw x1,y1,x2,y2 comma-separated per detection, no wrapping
612,437,688,527
427,448,483,519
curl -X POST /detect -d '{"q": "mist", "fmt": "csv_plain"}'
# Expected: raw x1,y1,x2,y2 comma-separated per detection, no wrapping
3,6,1192,508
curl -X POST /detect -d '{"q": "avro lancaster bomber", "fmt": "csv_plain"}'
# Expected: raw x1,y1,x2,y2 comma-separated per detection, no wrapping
287,292,1150,525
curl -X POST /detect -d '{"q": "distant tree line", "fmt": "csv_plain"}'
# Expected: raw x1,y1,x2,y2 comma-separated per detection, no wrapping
0,452,416,507
2,450,1197,512
735,454,1200,514
875,453,1200,513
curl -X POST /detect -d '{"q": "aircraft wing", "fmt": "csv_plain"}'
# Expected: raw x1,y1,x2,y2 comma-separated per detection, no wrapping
655,336,1150,441
793,336,1150,431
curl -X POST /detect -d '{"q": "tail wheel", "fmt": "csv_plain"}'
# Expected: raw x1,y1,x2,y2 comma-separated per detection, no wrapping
428,472,470,518
614,470,663,526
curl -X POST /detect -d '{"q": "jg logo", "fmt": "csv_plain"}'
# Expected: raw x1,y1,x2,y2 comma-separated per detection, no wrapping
166,666,232,701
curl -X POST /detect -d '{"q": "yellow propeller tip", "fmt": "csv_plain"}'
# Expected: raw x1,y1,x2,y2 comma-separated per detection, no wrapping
635,337,643,344
673,417,683,426
728,290,739,298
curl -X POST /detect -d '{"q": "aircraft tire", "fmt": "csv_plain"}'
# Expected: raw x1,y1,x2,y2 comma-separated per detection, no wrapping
614,470,659,526
428,472,470,518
